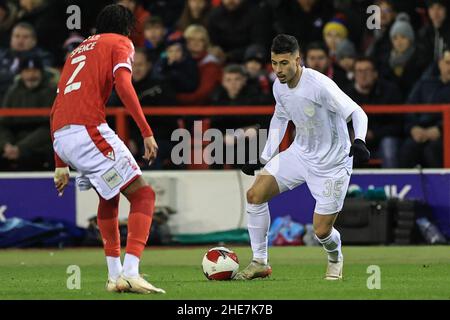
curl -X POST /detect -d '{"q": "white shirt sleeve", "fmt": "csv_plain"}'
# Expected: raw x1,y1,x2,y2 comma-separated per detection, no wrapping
260,87,289,162
351,107,368,142
321,77,360,121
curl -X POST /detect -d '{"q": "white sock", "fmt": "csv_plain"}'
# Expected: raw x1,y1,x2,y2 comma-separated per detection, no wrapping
123,253,140,278
247,202,270,265
316,228,343,263
106,256,122,281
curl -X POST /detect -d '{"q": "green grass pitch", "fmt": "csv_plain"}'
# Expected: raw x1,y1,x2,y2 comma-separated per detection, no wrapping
0,246,449,300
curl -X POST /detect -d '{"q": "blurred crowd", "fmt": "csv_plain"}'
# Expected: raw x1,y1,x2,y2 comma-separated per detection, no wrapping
0,0,450,171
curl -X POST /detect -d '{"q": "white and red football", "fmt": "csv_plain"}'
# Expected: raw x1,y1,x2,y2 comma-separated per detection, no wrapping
202,247,239,280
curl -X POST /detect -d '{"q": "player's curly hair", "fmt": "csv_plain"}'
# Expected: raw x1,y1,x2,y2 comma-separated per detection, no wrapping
271,34,300,54
95,4,136,36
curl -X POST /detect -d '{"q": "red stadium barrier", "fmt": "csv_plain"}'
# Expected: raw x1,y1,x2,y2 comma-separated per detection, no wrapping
1,104,449,167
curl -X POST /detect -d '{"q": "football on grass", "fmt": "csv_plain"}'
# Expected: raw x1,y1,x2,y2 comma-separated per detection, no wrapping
202,247,239,280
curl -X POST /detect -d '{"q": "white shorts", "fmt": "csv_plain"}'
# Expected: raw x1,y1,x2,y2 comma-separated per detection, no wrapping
264,145,352,215
53,123,142,200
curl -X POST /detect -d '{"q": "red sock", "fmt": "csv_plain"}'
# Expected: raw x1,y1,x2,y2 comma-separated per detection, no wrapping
97,194,121,257
124,186,155,258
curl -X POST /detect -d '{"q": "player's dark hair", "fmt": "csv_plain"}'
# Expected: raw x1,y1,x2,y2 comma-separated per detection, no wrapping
305,41,329,57
95,4,136,36
271,34,300,54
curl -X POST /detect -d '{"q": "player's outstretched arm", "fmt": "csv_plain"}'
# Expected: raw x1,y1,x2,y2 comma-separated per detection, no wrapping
114,68,158,165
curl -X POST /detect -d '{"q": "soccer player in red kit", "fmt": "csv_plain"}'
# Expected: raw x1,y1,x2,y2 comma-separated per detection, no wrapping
51,4,165,294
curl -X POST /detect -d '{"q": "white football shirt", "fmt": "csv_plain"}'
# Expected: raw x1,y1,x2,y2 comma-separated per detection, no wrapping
261,67,360,172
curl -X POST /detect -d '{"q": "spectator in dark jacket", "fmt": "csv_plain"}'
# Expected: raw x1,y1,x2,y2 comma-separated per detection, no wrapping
418,0,450,64
210,63,269,107
348,57,404,168
0,22,53,101
131,48,177,107
379,13,429,100
153,35,199,93
268,0,334,49
210,64,269,168
399,50,450,168
210,63,269,131
0,56,56,170
207,0,263,63
131,49,178,170
242,44,273,104
305,41,352,93
109,48,178,169
16,0,67,65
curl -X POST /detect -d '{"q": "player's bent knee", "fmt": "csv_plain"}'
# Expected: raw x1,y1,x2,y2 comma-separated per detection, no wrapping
314,225,332,239
122,176,149,197
246,188,266,205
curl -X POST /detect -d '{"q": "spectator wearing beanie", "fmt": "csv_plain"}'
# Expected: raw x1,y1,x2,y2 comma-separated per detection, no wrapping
0,55,56,170
323,18,349,61
242,44,273,104
335,39,357,81
0,22,53,102
379,13,428,99
363,0,397,66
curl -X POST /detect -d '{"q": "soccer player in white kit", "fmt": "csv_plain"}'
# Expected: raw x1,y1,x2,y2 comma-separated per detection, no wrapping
236,34,370,280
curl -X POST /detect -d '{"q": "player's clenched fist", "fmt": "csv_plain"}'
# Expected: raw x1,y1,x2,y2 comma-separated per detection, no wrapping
143,136,158,166
349,139,370,164
54,167,69,197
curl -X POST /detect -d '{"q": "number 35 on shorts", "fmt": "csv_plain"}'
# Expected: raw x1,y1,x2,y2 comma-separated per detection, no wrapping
322,179,345,199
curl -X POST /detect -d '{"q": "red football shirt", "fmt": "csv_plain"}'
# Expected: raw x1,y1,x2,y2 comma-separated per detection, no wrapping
50,33,144,134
